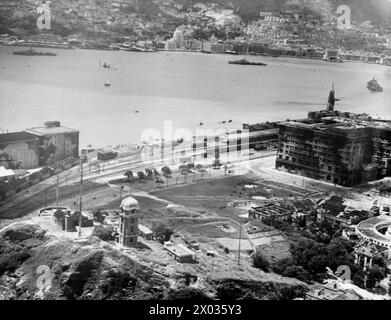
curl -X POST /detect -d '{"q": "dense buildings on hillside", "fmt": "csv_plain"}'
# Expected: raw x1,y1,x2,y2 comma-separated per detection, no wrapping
1,1,391,63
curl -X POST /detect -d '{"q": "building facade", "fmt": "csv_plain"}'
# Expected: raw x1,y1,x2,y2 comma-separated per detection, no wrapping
0,132,40,169
276,121,367,186
25,121,79,167
276,101,391,186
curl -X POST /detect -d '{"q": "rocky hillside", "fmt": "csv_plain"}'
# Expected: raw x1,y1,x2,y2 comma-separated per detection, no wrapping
0,223,307,300
0,0,390,38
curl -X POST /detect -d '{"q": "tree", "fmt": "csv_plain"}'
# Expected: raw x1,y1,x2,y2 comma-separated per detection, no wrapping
153,169,160,176
137,171,145,181
252,251,270,272
186,163,194,170
195,164,203,171
366,265,385,289
161,166,172,177
282,265,312,283
352,270,365,288
145,168,153,178
153,224,173,243
124,170,133,180
92,225,115,241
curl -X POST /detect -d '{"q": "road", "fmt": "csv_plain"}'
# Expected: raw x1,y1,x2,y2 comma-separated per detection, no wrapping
0,143,275,215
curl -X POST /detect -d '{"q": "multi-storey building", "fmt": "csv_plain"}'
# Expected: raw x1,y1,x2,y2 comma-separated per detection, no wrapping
0,121,79,169
25,121,79,167
276,121,368,186
0,132,39,169
275,92,391,186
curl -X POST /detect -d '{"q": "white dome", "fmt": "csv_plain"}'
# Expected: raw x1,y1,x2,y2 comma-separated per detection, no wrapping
120,196,140,211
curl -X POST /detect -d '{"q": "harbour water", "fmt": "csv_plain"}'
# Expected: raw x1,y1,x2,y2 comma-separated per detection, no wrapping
0,45,390,148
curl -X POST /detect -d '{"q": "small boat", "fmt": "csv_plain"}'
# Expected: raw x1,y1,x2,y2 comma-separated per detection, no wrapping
367,76,383,92
228,58,267,66
225,50,239,55
104,81,111,87
103,62,110,68
134,110,140,113
228,120,232,123
222,121,227,124
199,122,203,126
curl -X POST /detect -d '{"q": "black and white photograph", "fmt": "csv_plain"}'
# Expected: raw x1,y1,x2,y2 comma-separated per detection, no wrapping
0,0,391,311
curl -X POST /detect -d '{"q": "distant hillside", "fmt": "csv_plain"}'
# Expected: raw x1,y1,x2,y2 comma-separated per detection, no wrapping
0,0,390,37
201,0,391,25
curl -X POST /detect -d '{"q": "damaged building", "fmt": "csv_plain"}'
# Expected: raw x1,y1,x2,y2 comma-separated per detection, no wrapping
275,88,391,186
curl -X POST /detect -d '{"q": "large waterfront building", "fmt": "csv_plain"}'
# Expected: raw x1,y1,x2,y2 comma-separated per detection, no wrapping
0,121,79,169
25,121,79,167
0,132,39,169
275,92,391,186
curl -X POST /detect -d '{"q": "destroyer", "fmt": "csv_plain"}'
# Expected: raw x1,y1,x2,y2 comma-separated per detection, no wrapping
228,58,266,66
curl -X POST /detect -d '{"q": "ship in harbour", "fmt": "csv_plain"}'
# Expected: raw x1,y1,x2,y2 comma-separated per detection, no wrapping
367,76,383,92
13,47,57,56
228,58,267,66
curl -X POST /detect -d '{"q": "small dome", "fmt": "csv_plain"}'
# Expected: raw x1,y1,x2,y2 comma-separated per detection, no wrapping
120,196,140,211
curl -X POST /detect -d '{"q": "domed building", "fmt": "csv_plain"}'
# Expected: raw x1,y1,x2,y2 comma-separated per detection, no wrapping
120,196,140,213
118,196,140,247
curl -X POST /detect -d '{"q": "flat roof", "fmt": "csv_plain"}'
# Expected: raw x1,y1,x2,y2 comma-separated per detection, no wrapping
25,126,79,136
138,224,153,234
0,131,38,144
165,244,194,258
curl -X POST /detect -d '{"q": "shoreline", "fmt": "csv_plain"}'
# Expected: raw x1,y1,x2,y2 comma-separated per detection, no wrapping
2,43,389,68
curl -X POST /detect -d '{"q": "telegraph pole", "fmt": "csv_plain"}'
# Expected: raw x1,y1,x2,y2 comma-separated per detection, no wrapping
78,158,83,237
238,224,242,267
56,173,59,209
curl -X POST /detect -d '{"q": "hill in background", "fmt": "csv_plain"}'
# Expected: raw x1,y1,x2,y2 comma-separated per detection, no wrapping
0,0,390,38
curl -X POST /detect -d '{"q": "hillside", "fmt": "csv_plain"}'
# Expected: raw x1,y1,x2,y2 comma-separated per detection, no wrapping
0,0,390,38
0,223,308,300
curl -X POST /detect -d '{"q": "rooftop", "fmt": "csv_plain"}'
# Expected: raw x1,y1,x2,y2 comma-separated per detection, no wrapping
0,131,38,144
24,126,79,136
